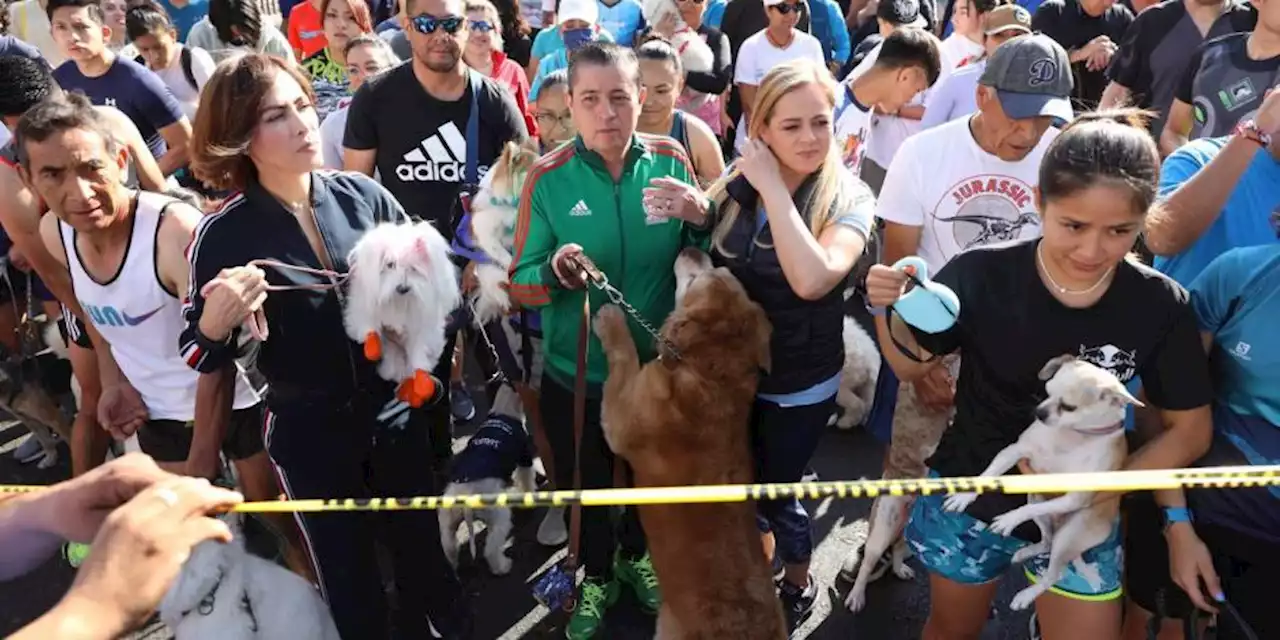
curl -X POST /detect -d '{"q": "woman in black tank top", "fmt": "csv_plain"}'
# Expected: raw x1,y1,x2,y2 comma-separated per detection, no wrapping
634,38,725,186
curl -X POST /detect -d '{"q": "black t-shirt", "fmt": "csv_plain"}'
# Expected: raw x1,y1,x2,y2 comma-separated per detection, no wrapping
910,240,1213,520
1032,0,1134,111
1106,0,1254,137
1175,32,1280,140
343,64,528,236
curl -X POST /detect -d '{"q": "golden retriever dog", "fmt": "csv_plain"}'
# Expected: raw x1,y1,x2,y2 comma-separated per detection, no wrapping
594,248,785,640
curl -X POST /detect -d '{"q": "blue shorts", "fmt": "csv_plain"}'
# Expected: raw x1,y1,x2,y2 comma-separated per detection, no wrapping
905,476,1124,602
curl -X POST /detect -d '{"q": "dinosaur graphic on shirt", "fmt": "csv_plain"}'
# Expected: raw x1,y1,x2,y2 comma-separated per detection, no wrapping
936,211,1040,249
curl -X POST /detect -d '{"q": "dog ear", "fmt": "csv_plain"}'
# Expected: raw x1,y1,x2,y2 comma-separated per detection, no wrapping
1038,354,1076,381
1103,384,1144,408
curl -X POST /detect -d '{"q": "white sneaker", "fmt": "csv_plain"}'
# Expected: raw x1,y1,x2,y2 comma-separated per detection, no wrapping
536,506,568,546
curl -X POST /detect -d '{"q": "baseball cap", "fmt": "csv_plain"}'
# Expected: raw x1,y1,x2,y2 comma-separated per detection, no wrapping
983,5,1032,36
877,0,928,28
979,34,1074,123
558,0,597,25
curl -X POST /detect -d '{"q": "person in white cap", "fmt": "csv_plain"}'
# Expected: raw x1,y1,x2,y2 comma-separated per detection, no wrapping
525,0,613,80
731,0,824,155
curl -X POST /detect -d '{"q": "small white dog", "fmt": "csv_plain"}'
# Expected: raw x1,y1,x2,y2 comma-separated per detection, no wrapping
344,221,460,407
159,513,339,640
942,355,1139,611
832,317,880,429
438,384,537,575
641,0,715,105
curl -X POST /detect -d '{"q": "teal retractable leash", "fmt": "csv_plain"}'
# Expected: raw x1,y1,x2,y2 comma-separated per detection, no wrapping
883,256,961,363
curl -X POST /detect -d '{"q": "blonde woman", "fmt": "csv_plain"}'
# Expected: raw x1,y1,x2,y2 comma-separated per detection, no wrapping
464,0,536,134
652,58,873,633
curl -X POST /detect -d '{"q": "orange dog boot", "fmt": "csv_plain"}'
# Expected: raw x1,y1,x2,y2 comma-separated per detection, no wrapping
396,378,415,404
412,369,436,404
363,332,382,361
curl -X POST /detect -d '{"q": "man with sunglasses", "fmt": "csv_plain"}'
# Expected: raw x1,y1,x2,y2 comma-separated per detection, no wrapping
731,0,825,155
344,0,528,489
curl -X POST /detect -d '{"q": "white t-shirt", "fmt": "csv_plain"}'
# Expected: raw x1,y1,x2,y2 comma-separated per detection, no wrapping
320,98,352,170
154,45,215,121
8,0,64,67
921,59,985,130
875,116,1059,272
938,33,984,84
733,29,825,152
834,85,873,176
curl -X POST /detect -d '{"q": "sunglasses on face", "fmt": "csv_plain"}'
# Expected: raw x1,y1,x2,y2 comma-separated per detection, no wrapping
411,14,465,34
469,19,494,32
769,2,802,14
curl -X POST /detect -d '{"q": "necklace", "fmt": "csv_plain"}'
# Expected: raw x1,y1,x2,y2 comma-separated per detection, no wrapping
765,28,793,49
1035,242,1114,296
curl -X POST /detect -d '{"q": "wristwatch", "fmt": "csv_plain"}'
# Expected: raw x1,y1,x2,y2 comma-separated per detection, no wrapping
1233,120,1273,148
1160,506,1193,532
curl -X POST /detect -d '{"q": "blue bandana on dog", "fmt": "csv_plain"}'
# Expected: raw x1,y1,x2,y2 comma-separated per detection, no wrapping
450,414,533,483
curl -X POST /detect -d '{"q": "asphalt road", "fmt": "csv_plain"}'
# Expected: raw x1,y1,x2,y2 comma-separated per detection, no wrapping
0,409,1038,640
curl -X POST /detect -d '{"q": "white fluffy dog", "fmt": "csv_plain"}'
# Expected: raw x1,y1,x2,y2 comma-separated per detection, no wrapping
469,141,541,325
832,317,880,429
158,513,339,640
942,355,1138,610
641,0,715,106
438,384,537,575
344,221,460,407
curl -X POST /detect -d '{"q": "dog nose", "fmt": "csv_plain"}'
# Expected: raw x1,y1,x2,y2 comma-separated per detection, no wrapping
395,284,411,294
1035,406,1051,422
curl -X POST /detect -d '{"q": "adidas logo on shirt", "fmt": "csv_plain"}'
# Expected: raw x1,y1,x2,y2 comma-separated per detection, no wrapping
569,200,592,217
396,122,482,183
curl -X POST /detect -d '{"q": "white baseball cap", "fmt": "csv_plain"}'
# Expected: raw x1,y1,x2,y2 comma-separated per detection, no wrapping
558,0,598,24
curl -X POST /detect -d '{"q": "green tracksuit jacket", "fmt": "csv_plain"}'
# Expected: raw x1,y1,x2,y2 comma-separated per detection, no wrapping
508,134,709,390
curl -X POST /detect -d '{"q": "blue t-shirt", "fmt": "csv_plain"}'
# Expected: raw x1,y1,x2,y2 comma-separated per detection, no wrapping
597,0,645,46
1188,245,1280,541
0,34,45,62
159,0,207,41
703,0,726,28
1190,245,1280,426
1153,137,1280,286
54,56,184,159
530,24,614,64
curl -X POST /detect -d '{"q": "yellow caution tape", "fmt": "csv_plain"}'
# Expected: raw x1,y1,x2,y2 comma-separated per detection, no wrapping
2,465,1276,513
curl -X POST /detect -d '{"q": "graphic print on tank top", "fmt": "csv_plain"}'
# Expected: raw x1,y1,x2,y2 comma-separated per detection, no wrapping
927,174,1042,257
60,192,260,420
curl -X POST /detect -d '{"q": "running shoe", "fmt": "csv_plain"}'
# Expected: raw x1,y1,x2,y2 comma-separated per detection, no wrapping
778,573,817,637
614,550,661,613
63,542,90,568
565,576,619,640
450,381,476,422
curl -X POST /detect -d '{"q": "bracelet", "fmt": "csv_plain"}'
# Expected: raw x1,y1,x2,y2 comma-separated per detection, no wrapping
1233,120,1272,148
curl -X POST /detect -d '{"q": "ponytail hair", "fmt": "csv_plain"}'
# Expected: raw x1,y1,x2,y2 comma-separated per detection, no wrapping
1038,108,1161,217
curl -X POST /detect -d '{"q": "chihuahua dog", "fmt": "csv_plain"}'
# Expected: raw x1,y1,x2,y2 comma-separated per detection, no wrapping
469,140,541,326
159,512,339,640
344,222,461,407
942,354,1140,611
438,384,536,575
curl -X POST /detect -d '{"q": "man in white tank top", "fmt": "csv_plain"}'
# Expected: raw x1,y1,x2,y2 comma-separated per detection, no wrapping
17,93,315,580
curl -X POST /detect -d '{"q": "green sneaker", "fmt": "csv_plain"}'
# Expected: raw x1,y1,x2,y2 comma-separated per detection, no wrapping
614,551,661,613
565,576,619,640
63,542,90,568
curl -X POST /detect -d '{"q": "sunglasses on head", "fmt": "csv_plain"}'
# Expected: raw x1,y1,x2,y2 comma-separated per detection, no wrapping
411,14,466,34
469,19,494,32
769,2,802,13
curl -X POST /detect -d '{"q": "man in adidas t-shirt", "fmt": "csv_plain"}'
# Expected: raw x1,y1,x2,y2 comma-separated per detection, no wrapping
344,0,527,234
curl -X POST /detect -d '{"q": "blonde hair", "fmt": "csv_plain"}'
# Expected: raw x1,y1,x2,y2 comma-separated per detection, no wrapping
708,59,852,257
465,0,505,51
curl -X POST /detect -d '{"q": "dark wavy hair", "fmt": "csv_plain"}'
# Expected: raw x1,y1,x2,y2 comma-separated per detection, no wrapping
208,0,263,47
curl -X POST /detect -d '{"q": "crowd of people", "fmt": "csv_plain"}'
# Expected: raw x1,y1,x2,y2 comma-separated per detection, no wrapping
0,0,1276,637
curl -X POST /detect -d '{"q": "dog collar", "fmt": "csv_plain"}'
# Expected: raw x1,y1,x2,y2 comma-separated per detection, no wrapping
1069,421,1124,436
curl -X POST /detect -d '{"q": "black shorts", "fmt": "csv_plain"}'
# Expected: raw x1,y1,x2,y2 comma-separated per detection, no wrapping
1124,492,1279,639
136,403,266,463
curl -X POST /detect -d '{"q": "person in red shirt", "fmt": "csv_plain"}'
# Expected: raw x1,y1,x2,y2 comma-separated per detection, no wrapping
287,0,327,59
462,0,536,135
